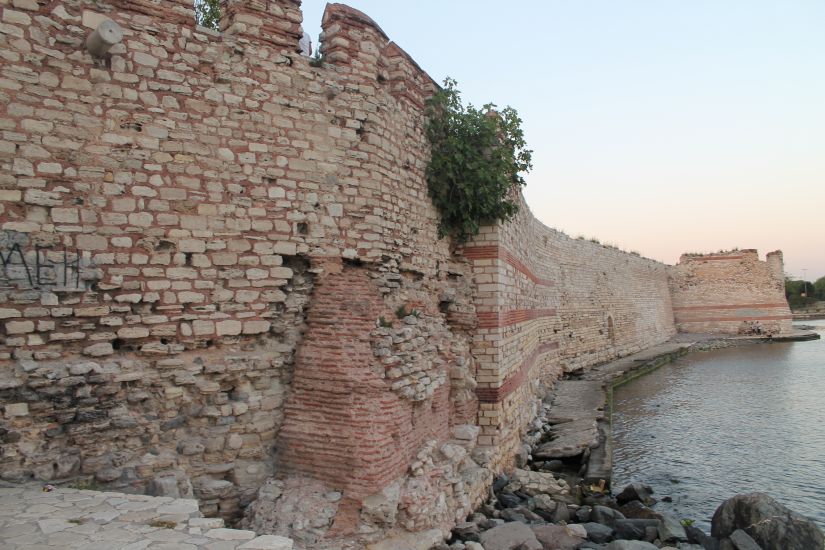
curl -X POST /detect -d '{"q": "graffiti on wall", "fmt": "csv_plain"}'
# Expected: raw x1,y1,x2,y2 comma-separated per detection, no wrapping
0,232,88,291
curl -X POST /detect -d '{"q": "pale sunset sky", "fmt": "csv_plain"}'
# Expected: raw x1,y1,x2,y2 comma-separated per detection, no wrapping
299,1,825,281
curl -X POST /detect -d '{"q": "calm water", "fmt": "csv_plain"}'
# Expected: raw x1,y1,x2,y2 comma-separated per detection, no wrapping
612,320,825,530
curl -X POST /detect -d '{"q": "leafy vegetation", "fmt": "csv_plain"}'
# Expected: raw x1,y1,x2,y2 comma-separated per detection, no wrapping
194,0,221,30
425,78,532,242
785,276,825,309
309,41,325,67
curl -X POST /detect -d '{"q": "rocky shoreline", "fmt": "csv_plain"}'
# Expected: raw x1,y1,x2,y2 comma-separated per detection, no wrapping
428,336,825,550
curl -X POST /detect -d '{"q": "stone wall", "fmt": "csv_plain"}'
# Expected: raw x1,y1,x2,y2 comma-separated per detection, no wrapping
0,0,483,539
0,0,795,548
462,199,677,468
668,250,793,334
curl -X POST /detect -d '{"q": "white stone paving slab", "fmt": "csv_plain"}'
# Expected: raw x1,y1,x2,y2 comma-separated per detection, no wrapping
0,484,295,550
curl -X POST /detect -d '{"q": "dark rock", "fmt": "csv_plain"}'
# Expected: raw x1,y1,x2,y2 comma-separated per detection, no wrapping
553,502,571,523
513,506,543,522
729,529,763,550
576,505,593,523
658,512,688,542
479,521,543,550
482,518,506,530
615,483,656,506
527,494,557,515
531,524,587,550
514,490,533,501
591,505,626,527
685,524,716,548
711,492,824,550
584,522,615,543
642,526,658,543
543,460,565,472
613,519,658,541
469,513,487,525
479,503,497,517
493,475,510,493
499,509,528,524
497,492,523,509
617,500,662,520
604,541,659,549
453,521,480,542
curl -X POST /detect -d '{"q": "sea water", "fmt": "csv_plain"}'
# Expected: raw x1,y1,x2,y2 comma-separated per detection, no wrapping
612,320,825,530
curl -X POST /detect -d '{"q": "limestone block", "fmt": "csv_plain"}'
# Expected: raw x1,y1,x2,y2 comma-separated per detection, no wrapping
0,309,21,319
242,320,271,334
5,320,34,334
216,320,242,336
83,342,114,357
4,402,29,417
117,327,150,339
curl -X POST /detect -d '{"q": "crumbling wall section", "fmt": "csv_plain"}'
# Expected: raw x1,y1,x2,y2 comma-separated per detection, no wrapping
668,250,793,334
0,0,483,537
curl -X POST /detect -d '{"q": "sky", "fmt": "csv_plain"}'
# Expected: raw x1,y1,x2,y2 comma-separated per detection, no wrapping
299,1,825,281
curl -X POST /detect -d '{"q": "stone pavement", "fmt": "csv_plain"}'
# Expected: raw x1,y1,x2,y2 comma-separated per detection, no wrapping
0,485,293,550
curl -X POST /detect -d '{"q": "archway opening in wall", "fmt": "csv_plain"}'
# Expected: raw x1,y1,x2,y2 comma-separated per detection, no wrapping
607,316,615,343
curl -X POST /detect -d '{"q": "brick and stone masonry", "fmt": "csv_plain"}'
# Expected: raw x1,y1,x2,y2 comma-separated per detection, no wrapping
669,250,793,335
0,0,794,548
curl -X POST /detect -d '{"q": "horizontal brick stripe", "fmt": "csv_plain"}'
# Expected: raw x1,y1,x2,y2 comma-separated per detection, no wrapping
685,255,745,261
476,341,560,403
673,303,789,312
477,308,557,329
677,315,793,323
463,245,554,286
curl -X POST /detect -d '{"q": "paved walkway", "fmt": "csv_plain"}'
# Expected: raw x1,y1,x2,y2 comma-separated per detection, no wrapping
0,485,292,549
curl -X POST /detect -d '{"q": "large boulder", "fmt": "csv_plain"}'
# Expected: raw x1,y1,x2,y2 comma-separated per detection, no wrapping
583,522,615,543
479,522,543,550
618,500,661,520
657,512,687,542
711,492,824,550
590,505,626,527
615,483,656,506
531,524,587,550
613,519,659,541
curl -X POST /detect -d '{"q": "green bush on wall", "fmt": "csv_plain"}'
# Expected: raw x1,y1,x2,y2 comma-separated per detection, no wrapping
425,78,532,242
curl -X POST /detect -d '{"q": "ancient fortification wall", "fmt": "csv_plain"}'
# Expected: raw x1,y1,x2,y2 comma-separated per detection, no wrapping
0,1,482,536
463,200,677,468
0,1,794,548
669,250,793,334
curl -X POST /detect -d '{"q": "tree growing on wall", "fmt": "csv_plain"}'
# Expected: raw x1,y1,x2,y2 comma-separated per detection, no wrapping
425,78,532,242
194,0,221,29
